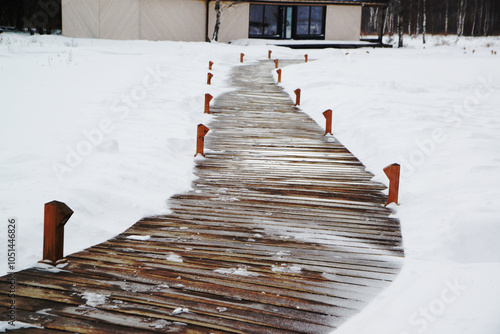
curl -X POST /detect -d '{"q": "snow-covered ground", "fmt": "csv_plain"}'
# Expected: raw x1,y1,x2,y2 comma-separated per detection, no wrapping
275,35,500,334
1,33,499,333
0,33,245,274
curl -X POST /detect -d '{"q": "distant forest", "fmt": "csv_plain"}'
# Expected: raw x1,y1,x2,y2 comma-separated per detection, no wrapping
1,0,499,37
0,0,61,34
362,0,499,36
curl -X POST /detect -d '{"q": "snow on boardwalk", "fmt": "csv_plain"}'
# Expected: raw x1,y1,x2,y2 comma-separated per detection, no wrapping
0,60,403,333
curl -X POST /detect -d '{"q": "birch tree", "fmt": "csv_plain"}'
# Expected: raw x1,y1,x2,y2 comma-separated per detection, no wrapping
457,0,468,36
212,0,221,41
471,0,478,35
422,0,427,43
211,0,241,42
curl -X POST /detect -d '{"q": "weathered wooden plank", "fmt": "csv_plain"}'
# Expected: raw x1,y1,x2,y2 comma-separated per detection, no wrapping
3,271,341,327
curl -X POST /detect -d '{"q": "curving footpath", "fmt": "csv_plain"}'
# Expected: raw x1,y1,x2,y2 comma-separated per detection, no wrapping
0,60,403,333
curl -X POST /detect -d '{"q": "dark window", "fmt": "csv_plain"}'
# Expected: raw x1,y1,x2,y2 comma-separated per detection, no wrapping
295,6,325,37
310,7,324,35
296,7,308,35
249,5,279,37
249,5,325,40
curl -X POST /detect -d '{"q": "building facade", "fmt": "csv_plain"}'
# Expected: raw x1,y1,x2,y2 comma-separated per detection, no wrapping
62,0,387,42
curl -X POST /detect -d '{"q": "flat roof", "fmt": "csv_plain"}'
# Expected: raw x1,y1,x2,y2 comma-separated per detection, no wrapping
245,0,389,5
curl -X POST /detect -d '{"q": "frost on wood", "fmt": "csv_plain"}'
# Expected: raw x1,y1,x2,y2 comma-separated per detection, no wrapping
81,292,108,307
214,267,259,277
126,235,151,241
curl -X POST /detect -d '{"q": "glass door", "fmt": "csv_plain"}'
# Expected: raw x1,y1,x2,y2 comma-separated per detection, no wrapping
281,6,293,39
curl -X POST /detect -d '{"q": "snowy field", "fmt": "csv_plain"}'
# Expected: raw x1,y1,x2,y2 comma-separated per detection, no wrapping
274,35,500,334
1,33,500,333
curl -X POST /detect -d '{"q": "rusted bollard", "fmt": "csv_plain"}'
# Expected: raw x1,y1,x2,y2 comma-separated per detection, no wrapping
276,69,282,83
41,201,73,265
323,109,333,135
207,72,213,85
240,53,245,63
384,163,401,205
304,54,308,62
294,89,301,106
204,93,213,114
209,61,214,70
268,50,272,59
274,59,279,69
195,124,210,157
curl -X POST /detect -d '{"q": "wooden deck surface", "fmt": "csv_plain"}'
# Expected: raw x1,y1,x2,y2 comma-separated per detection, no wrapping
0,60,403,333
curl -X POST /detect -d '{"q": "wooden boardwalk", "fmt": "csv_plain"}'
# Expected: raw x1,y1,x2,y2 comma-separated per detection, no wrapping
0,60,403,333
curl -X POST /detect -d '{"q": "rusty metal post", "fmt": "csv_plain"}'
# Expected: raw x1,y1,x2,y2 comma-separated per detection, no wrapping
274,59,279,69
294,89,301,106
276,69,282,83
195,124,210,157
323,109,333,135
209,61,214,70
42,201,73,265
240,53,244,63
305,54,308,62
384,164,401,205
268,50,272,59
204,94,213,114
207,72,213,85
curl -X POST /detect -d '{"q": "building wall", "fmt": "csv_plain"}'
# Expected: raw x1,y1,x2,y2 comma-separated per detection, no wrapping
325,5,362,41
100,0,140,40
62,0,206,41
140,0,206,41
208,2,250,43
62,0,99,38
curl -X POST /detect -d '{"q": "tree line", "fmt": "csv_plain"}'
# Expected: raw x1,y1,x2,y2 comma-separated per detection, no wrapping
362,0,499,41
0,0,61,34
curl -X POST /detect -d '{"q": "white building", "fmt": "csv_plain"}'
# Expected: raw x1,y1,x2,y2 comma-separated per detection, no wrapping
62,0,387,42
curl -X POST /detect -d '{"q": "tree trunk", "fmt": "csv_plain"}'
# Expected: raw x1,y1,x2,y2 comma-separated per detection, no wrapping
416,0,421,34
398,7,403,47
478,0,484,36
457,0,467,36
444,0,449,35
471,0,478,36
212,0,221,42
462,0,468,37
488,0,495,36
408,0,412,36
483,0,489,35
379,5,388,42
422,0,426,43
369,7,374,31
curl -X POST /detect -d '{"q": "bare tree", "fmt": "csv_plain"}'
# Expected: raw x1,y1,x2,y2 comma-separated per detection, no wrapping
444,0,449,35
478,0,485,35
457,0,468,36
211,0,241,42
212,0,221,41
483,0,495,36
362,0,498,37
416,0,421,34
471,0,478,35
408,0,413,36
422,0,427,43
397,0,404,47
386,0,405,47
